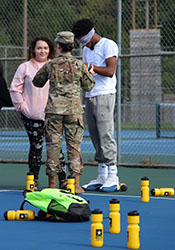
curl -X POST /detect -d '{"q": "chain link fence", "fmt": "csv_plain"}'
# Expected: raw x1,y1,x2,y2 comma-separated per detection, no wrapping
0,0,175,167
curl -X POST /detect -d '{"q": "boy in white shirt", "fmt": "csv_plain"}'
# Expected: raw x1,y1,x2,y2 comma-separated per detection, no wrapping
72,19,120,192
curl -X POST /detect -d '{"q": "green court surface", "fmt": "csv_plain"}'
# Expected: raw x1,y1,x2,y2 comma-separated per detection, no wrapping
0,163,175,197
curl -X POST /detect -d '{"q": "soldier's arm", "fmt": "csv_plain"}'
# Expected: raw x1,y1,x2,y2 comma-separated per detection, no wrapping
81,63,95,92
33,63,49,88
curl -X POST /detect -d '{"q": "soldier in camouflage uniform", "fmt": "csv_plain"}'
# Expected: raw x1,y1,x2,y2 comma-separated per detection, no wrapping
33,31,95,194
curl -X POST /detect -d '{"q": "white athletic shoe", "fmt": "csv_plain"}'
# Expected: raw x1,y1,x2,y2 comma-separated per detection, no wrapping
82,176,107,191
99,175,120,192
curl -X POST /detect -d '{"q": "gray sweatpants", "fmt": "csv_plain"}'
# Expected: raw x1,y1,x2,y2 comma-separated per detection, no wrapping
85,94,117,166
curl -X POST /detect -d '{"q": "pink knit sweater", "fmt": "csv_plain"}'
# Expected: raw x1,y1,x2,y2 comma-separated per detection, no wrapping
10,59,49,120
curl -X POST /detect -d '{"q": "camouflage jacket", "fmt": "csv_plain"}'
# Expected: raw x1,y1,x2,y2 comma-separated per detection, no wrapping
33,54,95,115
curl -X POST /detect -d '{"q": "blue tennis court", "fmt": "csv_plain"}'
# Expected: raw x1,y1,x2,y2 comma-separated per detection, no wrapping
1,129,175,167
0,190,175,250
1,138,175,157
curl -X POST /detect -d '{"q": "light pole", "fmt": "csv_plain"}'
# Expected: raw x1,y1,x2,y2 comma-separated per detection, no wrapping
23,0,27,58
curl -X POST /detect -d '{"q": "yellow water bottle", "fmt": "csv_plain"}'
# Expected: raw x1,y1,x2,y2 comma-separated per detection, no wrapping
4,210,35,220
66,175,75,194
141,176,149,202
91,209,103,247
26,172,34,192
120,183,128,192
151,188,174,196
109,198,120,234
4,210,16,220
160,188,174,196
151,188,160,196
127,210,140,249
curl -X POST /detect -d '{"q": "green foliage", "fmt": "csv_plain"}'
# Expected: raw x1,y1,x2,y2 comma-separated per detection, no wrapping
158,0,175,50
162,56,175,94
27,0,80,43
0,0,175,100
0,0,23,45
1,0,174,52
0,29,11,47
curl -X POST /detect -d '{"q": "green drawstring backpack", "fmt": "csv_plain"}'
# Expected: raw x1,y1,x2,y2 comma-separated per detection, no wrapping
20,188,91,222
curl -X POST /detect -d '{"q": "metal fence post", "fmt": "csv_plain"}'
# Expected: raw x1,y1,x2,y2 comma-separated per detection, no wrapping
117,0,122,166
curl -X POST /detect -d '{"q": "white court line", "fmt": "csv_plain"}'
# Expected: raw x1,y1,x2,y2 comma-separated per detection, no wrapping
0,189,175,201
82,192,175,201
0,189,23,192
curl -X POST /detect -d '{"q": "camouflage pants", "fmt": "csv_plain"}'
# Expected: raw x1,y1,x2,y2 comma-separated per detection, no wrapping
45,113,84,176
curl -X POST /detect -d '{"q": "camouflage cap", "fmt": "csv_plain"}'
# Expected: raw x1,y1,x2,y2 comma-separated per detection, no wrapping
55,31,74,44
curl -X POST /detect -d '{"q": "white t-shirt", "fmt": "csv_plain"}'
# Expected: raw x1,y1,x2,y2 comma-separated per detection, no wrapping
83,37,118,98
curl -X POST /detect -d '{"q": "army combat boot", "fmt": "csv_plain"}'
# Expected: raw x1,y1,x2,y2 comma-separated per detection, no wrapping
58,170,67,189
72,172,85,194
48,175,57,188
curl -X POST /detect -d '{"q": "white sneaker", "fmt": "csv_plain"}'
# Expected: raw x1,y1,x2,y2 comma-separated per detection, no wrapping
99,175,120,192
82,176,107,191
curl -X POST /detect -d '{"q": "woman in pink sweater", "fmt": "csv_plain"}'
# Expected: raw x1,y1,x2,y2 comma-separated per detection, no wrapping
10,36,66,190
